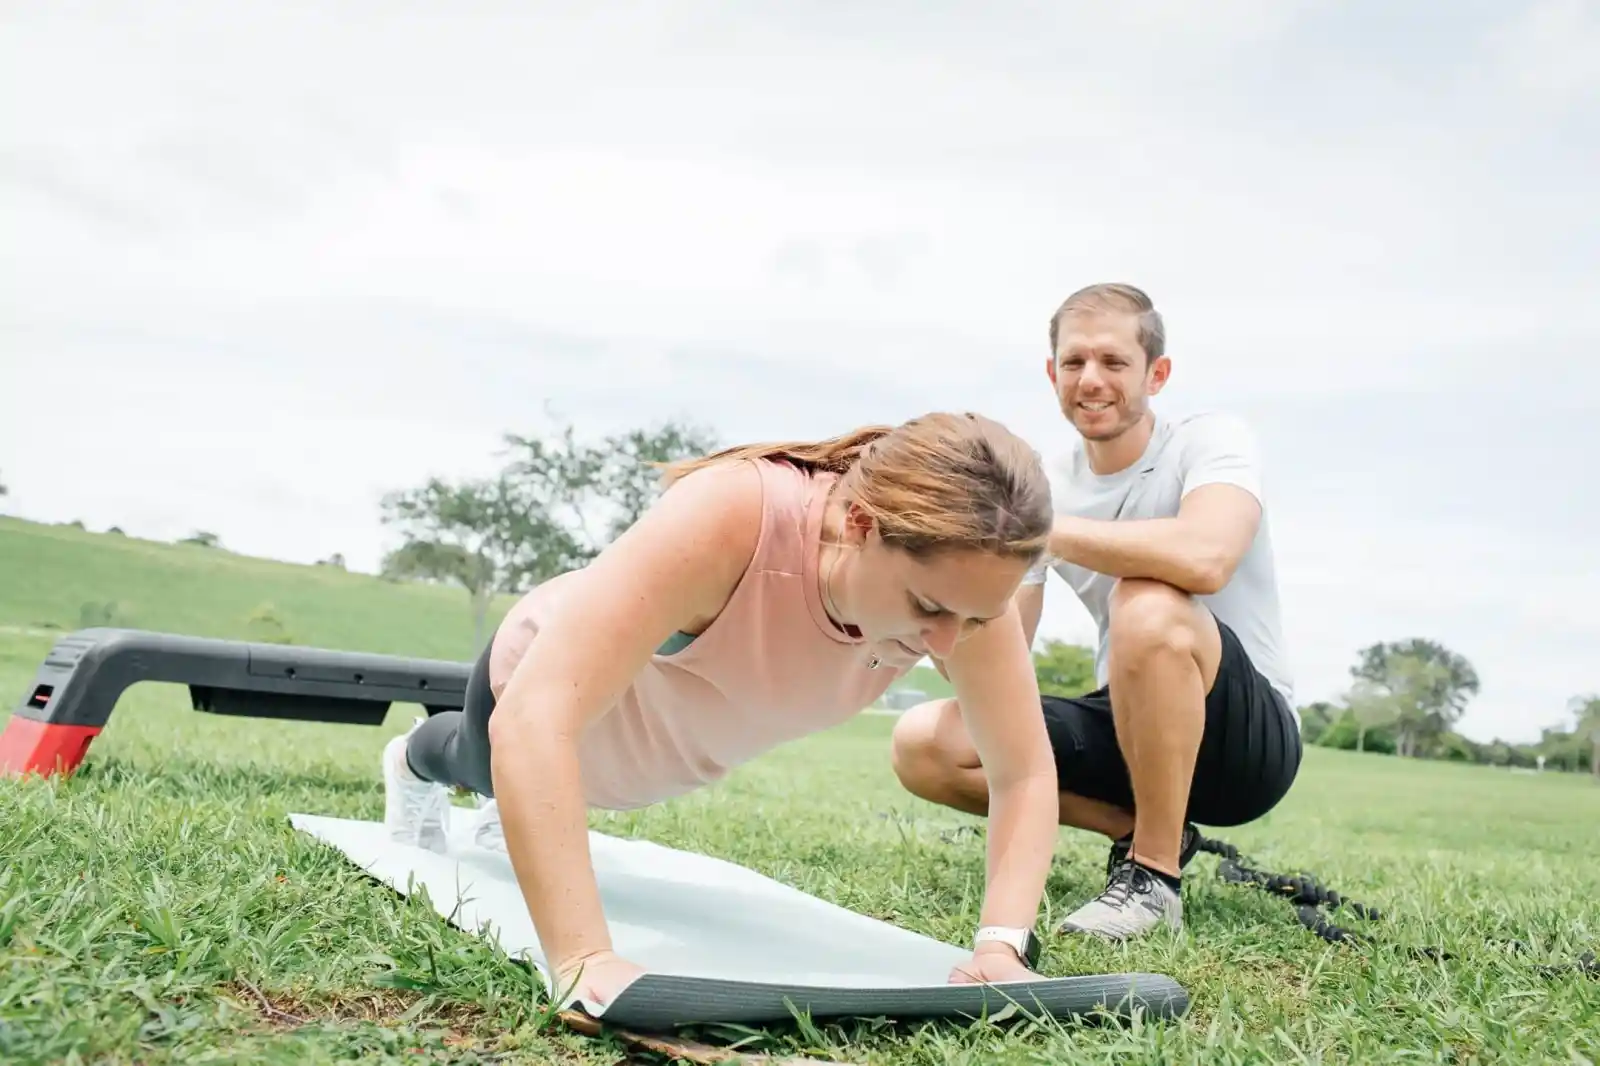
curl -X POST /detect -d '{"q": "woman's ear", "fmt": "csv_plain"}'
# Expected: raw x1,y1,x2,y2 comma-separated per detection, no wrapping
842,502,876,545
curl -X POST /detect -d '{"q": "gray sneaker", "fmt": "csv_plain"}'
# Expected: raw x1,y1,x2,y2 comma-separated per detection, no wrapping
1056,860,1184,941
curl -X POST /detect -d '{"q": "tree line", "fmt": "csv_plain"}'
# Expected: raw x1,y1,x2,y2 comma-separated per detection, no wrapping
1022,635,1596,776
1298,640,1597,775
374,416,1598,778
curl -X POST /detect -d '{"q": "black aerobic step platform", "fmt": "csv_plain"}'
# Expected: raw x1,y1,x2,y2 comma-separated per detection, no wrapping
1,627,470,777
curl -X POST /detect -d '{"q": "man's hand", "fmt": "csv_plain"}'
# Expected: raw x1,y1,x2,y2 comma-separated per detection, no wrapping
947,943,1037,986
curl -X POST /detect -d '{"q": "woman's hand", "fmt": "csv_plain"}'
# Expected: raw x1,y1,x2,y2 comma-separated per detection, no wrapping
947,944,1037,986
557,949,648,1008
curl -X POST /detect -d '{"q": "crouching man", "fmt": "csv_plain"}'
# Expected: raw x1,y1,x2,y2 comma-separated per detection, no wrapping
891,283,1303,941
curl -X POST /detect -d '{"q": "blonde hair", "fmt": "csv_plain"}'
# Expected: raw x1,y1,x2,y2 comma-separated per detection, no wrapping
1048,282,1166,364
662,412,1053,561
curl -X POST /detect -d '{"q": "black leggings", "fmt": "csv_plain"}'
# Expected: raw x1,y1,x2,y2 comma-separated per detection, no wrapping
405,640,499,797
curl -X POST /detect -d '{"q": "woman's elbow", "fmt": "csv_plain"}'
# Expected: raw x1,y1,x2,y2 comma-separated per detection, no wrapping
486,702,564,755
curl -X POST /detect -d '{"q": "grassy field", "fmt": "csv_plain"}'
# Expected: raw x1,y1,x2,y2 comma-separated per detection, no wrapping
1,517,1596,1064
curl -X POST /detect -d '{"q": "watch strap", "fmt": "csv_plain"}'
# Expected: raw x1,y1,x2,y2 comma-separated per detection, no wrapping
973,925,1039,966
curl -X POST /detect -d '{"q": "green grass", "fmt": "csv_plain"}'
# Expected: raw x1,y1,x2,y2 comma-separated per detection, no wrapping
893,665,955,701
1,517,1597,1064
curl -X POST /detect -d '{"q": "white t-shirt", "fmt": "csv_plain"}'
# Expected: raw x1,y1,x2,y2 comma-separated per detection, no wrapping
1023,410,1295,709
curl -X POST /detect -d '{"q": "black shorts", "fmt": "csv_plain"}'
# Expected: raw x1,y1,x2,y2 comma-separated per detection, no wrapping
1042,617,1301,827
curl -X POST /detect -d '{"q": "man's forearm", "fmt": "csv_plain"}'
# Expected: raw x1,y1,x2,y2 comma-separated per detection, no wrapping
1049,515,1227,594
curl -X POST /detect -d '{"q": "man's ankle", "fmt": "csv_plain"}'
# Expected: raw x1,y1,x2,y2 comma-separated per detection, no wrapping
1129,848,1182,879
1127,854,1182,895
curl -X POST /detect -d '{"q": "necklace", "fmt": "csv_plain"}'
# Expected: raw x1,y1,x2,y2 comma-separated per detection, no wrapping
822,507,882,670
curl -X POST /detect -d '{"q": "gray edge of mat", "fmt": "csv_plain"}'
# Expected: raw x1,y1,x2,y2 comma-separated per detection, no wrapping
599,971,1192,1030
285,819,1192,1031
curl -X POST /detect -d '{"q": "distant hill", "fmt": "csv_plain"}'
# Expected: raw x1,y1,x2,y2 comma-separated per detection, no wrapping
0,516,511,661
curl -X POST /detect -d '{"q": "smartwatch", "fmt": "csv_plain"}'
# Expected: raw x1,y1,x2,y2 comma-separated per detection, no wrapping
973,925,1041,969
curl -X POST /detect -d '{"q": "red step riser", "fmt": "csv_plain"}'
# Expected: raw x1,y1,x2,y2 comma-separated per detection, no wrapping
0,717,101,777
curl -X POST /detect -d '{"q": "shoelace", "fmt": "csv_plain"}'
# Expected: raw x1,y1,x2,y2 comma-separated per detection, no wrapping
1097,860,1154,909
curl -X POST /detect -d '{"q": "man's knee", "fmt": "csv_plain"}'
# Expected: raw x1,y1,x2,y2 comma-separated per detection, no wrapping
1106,578,1224,690
1108,578,1201,655
890,699,973,797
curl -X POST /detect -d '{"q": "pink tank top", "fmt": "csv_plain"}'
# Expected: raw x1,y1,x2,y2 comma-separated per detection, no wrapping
486,457,903,810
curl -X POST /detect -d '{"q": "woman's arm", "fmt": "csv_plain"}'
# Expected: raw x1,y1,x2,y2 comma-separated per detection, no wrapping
936,601,1059,947
486,460,763,980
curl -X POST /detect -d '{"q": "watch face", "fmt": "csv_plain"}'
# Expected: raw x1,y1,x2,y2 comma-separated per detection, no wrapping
1021,930,1041,968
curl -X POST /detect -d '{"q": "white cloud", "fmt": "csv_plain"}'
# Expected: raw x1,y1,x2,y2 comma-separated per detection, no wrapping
1490,0,1600,109
2,1,1596,745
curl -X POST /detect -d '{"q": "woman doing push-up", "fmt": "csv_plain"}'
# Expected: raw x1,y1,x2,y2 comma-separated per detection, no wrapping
381,411,1064,1006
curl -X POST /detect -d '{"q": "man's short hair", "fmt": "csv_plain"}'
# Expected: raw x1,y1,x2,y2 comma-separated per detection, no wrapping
1048,282,1166,364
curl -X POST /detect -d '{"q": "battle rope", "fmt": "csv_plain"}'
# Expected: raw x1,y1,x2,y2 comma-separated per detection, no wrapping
1194,834,1597,981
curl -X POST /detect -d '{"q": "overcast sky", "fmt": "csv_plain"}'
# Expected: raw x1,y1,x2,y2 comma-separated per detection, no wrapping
3,1,1596,744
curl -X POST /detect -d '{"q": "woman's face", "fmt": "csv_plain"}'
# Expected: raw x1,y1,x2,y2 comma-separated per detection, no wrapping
838,520,1031,669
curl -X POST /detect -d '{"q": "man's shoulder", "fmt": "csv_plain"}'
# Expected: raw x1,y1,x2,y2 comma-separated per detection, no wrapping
1166,408,1258,441
1160,409,1262,465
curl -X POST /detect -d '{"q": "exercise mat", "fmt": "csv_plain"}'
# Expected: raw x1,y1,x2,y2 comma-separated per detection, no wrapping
288,811,1190,1030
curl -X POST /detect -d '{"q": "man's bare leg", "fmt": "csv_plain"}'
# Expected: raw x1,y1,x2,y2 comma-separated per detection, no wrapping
888,700,1135,839
1050,577,1222,940
1104,577,1222,876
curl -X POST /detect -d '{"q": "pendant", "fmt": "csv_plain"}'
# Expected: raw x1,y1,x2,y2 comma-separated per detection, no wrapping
867,654,881,670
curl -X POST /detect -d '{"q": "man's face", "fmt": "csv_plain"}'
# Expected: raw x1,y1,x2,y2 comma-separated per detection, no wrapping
1046,310,1170,442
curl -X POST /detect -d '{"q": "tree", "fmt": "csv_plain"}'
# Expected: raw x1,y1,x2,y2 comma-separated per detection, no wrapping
1343,677,1400,753
592,421,724,541
500,416,720,554
1350,639,1480,757
1387,652,1458,757
1314,710,1397,754
379,473,587,647
379,415,720,644
1536,723,1586,773
1297,700,1339,743
1033,639,1096,698
1481,738,1535,769
1569,694,1600,778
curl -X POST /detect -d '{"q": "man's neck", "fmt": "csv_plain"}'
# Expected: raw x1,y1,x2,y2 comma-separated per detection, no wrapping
1082,412,1156,476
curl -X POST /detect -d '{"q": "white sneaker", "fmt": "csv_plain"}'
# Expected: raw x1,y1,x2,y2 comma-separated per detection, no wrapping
471,796,505,852
382,730,451,852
